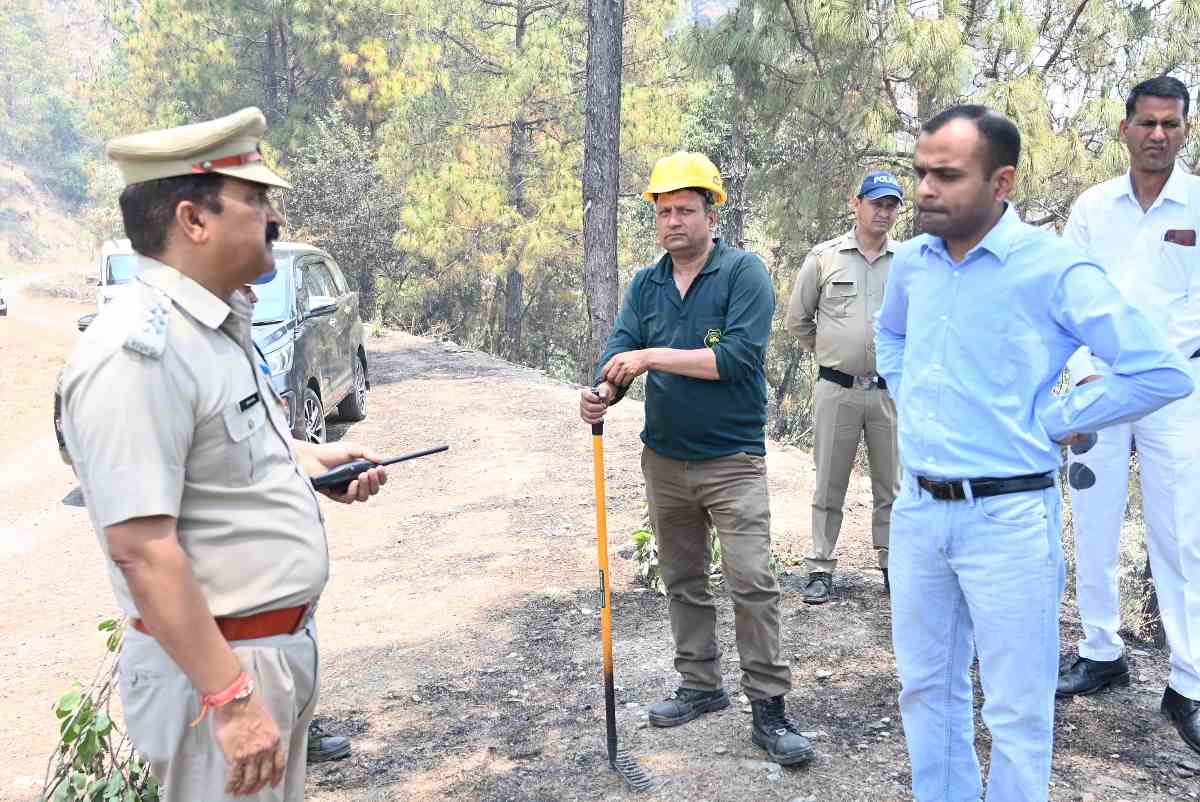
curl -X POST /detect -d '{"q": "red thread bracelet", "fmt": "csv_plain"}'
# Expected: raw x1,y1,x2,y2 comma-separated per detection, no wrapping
190,671,252,727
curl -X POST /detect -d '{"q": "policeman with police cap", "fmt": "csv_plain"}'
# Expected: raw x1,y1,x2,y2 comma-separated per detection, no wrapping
60,107,387,800
579,152,814,766
785,170,904,603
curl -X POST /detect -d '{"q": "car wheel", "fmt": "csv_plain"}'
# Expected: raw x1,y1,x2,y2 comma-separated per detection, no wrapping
336,354,368,421
301,386,325,444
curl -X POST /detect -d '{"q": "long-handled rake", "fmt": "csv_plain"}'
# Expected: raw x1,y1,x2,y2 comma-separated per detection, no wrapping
590,417,653,791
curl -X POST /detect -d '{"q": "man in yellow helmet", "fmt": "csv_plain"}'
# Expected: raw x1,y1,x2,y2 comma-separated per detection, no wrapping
578,152,814,766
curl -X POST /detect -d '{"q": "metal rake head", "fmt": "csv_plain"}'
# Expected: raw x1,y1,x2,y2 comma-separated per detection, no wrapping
612,749,653,791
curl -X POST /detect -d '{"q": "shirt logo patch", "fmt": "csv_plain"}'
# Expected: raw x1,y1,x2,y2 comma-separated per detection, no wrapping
239,392,261,412
704,328,722,348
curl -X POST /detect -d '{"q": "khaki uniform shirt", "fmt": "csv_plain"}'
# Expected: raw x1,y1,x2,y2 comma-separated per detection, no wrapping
61,258,328,618
785,228,895,377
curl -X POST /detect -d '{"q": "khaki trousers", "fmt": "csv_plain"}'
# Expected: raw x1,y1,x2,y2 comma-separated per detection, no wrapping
808,377,899,573
642,446,791,700
118,622,319,802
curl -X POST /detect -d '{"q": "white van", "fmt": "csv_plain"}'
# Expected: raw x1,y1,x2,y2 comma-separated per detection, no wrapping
91,238,140,310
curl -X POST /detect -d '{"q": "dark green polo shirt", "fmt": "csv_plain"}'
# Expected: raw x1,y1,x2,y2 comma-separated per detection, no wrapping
594,238,775,461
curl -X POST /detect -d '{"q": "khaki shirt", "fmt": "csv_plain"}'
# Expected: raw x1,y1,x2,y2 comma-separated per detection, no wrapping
785,228,895,377
61,258,328,618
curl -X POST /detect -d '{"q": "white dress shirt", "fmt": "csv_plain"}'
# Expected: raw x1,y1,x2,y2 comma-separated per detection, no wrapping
1064,164,1200,379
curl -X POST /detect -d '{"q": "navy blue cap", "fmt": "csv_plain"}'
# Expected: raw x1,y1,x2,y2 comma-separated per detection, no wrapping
250,268,277,285
858,170,903,200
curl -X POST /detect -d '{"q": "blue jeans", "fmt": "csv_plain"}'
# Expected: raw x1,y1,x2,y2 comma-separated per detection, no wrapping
890,473,1065,802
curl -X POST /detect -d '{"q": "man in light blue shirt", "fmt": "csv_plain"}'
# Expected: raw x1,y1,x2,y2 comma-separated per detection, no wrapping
875,105,1194,802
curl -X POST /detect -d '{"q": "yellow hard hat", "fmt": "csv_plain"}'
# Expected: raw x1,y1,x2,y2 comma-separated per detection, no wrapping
642,151,727,206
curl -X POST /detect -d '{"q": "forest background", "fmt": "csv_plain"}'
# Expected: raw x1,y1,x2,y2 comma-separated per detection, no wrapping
5,0,1200,444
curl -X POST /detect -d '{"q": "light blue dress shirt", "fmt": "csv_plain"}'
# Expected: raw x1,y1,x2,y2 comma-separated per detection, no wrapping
875,204,1194,480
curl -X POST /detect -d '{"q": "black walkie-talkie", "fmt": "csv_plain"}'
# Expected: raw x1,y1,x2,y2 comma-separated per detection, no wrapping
310,444,449,493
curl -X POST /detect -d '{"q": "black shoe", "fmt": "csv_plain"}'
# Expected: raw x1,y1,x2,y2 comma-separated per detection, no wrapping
1055,655,1130,697
882,568,890,594
1162,686,1200,755
750,696,815,766
647,687,730,727
307,720,351,763
802,572,832,605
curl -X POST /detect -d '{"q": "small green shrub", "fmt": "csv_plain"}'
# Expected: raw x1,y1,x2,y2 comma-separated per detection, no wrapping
41,619,160,802
631,523,781,595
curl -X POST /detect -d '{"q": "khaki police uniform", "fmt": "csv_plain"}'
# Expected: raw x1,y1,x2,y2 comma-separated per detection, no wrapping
785,228,899,573
60,109,323,802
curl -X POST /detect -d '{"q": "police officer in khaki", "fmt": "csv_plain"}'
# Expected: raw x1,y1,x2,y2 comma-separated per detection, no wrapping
60,107,388,800
785,170,903,604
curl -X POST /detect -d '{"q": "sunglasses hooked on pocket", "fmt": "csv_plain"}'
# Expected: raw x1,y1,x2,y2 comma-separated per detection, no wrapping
1067,432,1098,490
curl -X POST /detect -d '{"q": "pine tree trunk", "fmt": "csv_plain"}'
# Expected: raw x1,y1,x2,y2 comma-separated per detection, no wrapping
581,0,624,382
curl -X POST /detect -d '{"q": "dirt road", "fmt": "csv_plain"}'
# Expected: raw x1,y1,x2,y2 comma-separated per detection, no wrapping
0,277,1194,801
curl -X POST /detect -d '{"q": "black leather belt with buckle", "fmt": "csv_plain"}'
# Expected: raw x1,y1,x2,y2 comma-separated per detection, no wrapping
916,472,1054,501
819,365,887,390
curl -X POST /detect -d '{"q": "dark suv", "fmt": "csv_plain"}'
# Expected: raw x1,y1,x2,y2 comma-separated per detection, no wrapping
60,242,368,461
253,242,369,442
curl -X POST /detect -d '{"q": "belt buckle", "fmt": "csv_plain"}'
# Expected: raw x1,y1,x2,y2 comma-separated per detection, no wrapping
853,374,877,390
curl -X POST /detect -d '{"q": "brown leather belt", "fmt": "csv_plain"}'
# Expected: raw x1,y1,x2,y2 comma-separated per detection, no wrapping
132,604,309,642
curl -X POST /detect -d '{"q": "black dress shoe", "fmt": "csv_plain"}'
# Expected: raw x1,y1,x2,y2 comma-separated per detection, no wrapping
307,720,351,763
1162,686,1200,755
1056,655,1130,697
802,572,832,605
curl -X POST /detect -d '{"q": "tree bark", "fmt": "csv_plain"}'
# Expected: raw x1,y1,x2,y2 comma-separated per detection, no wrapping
721,6,753,250
581,0,623,381
264,26,278,119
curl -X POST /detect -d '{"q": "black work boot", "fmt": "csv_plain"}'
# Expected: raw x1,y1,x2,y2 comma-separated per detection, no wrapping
1056,655,1130,697
751,696,815,766
802,572,832,605
647,687,730,727
1162,686,1200,755
307,720,351,763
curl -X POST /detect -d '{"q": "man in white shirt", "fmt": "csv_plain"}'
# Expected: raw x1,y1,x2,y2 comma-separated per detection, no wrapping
1058,75,1200,755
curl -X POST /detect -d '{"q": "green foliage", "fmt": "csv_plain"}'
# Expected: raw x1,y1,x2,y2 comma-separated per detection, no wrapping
631,521,781,595
0,0,91,208
41,619,159,802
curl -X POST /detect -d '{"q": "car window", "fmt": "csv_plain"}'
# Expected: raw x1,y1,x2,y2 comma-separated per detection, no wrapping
302,261,336,305
251,257,294,324
325,260,348,295
106,254,140,284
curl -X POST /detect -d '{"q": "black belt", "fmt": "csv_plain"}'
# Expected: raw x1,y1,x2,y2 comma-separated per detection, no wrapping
916,472,1054,501
819,365,887,390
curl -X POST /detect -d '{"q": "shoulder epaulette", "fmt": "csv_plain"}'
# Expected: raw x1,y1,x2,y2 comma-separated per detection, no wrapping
123,288,171,359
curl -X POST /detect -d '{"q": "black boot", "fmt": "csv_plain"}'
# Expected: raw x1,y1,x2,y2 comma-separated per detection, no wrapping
307,720,351,763
802,572,832,605
1162,686,1200,755
1055,655,1130,697
647,687,730,727
750,696,815,766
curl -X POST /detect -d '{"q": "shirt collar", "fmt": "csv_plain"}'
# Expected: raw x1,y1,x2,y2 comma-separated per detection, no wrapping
839,227,896,256
921,203,1022,263
650,237,726,283
1114,162,1191,209
136,257,231,329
